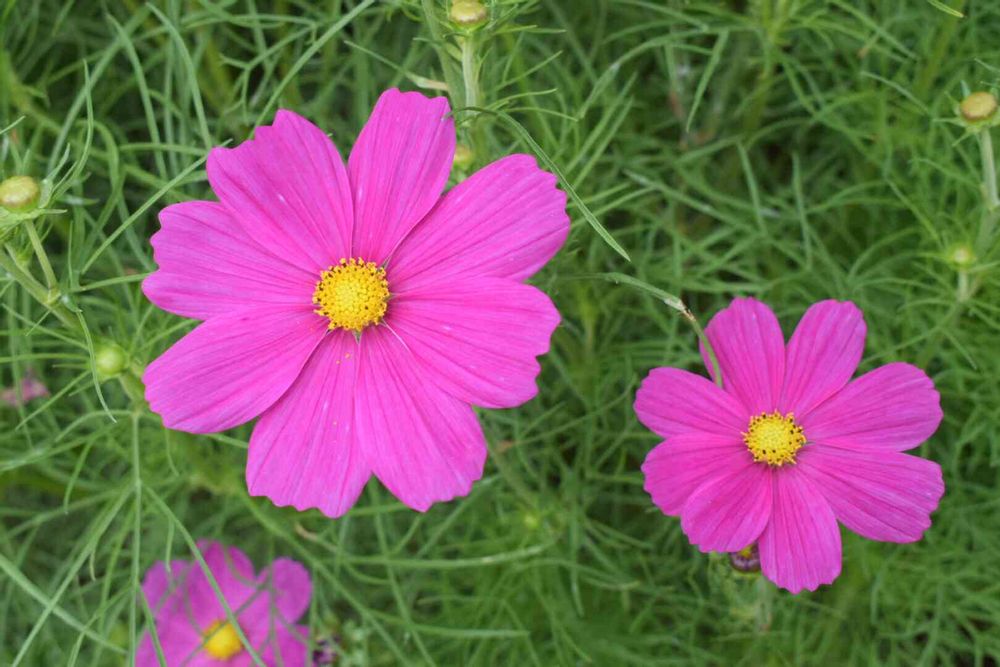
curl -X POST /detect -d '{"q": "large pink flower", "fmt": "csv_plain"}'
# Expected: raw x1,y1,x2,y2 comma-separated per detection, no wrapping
635,298,944,593
136,541,311,666
143,89,568,516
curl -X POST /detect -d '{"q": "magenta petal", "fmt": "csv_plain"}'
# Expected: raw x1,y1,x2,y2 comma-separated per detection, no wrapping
642,432,750,516
701,297,785,414
141,559,188,618
798,445,944,542
758,468,842,593
800,362,943,451
135,616,203,667
143,201,316,321
186,542,257,627
258,558,312,622
349,89,455,263
247,331,371,518
387,277,559,408
354,327,487,512
680,462,772,552
144,307,325,433
207,109,354,272
634,368,748,438
388,154,569,289
779,300,866,416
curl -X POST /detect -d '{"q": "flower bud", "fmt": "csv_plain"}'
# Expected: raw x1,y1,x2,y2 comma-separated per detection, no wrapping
452,143,474,170
948,243,975,269
95,342,128,379
450,0,488,28
960,91,998,122
0,175,41,212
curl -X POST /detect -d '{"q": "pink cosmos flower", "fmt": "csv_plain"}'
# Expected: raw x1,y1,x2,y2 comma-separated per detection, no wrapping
635,298,944,593
137,541,311,666
143,89,568,516
0,370,49,407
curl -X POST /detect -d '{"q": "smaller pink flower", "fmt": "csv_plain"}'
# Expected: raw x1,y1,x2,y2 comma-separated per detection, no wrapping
635,297,945,593
137,541,311,666
0,370,49,407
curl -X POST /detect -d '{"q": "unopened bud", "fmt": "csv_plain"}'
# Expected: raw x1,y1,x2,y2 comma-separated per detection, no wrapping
452,144,474,169
960,92,998,122
948,243,975,269
0,176,41,212
450,0,487,28
95,342,128,379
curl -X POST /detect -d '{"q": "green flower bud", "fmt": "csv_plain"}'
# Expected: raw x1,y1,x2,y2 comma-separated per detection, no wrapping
450,0,488,28
948,243,975,269
95,342,128,379
452,143,474,170
960,91,998,122
0,175,41,212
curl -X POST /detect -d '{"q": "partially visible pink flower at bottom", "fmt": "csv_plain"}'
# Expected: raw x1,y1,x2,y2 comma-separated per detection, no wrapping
136,541,311,666
0,370,49,407
635,297,945,594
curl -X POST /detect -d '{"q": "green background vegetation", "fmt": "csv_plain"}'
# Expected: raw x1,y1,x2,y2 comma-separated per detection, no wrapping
2,0,998,664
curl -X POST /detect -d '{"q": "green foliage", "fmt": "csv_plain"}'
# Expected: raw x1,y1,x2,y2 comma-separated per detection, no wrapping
2,0,999,664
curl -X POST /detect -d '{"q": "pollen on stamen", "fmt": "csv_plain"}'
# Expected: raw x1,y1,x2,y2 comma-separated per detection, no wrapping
742,411,806,466
312,258,389,332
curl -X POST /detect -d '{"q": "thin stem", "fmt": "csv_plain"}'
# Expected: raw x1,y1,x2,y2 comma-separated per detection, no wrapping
460,36,479,110
600,272,723,387
23,220,59,293
976,128,999,250
0,245,81,332
419,0,464,101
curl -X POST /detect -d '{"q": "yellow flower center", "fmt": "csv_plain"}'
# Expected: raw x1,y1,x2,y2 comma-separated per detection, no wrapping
742,411,805,466
203,620,243,659
312,258,389,332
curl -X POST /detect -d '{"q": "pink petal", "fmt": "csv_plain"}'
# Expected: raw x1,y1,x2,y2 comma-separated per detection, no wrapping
800,362,943,451
354,327,487,512
144,307,325,433
701,297,785,414
641,431,751,516
141,559,189,617
135,617,202,667
240,559,312,657
758,468,842,593
247,331,370,518
258,558,312,623
388,154,569,290
386,277,559,409
144,201,315,320
680,461,772,552
797,445,944,542
349,89,455,263
779,300,866,416
186,542,258,628
634,368,748,438
207,109,354,273
241,624,308,667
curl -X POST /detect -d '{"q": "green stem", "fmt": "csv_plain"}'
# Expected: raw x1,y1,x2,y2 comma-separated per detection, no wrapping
419,0,464,102
23,220,59,293
0,245,81,332
600,272,723,387
976,128,999,250
460,36,479,110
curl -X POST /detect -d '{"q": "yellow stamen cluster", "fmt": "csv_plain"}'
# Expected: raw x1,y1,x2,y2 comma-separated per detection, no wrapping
742,411,806,466
312,258,389,332
203,620,243,659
